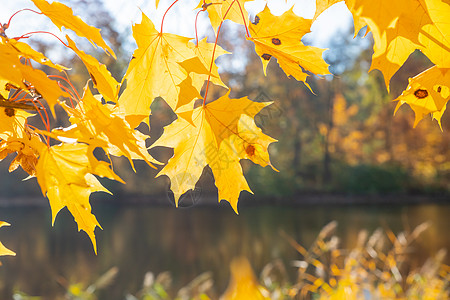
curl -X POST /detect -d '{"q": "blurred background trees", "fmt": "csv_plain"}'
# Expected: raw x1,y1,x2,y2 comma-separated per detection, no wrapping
1,0,449,201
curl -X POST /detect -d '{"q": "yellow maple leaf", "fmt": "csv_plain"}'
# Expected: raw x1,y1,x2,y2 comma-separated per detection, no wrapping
348,0,450,89
0,102,45,176
0,222,15,257
313,0,343,21
196,0,251,33
0,106,33,139
189,38,229,89
118,13,206,127
0,132,44,177
394,66,450,127
66,36,120,102
53,85,159,170
315,0,369,36
248,6,329,91
0,40,68,115
31,0,115,57
0,79,9,99
432,102,447,130
418,0,450,68
152,90,276,213
18,64,68,115
36,143,123,253
1,37,67,72
0,43,28,91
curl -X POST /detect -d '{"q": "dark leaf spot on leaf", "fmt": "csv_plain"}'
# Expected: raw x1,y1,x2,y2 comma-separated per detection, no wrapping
4,107,15,117
437,86,442,93
245,144,255,156
272,38,281,45
414,89,428,99
253,15,260,25
261,53,272,61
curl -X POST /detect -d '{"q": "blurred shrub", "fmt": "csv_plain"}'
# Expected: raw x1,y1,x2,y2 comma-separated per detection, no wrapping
333,163,412,194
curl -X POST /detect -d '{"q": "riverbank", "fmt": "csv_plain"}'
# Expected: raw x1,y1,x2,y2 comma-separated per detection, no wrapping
0,192,448,208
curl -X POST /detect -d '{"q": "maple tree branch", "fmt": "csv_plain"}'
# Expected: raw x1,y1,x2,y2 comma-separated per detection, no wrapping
160,0,181,34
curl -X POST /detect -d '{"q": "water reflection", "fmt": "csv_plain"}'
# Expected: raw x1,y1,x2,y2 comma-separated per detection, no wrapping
0,202,449,299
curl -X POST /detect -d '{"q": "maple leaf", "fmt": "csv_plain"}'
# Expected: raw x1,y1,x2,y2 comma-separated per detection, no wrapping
0,106,34,139
196,0,251,33
0,222,15,257
0,40,69,115
0,42,28,91
52,85,159,170
314,0,369,36
118,13,209,127
66,35,120,102
313,0,343,21
394,66,450,127
0,79,9,99
31,0,115,57
0,102,45,176
18,64,69,115
2,37,67,72
0,132,44,177
348,0,450,89
248,6,329,91
152,90,276,212
36,143,123,253
189,38,229,89
432,102,447,129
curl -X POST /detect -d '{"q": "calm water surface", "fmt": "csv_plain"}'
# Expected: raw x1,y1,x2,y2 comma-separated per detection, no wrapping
0,201,449,299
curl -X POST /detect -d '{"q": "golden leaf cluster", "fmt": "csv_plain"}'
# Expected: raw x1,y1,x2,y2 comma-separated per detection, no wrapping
316,0,450,126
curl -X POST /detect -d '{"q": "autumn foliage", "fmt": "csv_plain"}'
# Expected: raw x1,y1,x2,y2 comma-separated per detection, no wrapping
0,0,448,255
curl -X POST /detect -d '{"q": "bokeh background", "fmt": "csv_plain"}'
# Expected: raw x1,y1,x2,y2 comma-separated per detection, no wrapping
0,0,448,299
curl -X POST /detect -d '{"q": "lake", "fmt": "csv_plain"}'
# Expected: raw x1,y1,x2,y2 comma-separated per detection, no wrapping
0,200,449,299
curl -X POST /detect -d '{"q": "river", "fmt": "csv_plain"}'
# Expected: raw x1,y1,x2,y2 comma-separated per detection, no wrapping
0,201,449,299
